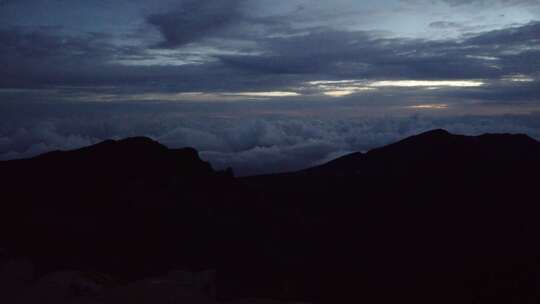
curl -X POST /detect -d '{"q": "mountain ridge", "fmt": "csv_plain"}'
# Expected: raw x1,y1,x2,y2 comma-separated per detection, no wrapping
3,129,538,177
1,129,540,303
280,129,540,177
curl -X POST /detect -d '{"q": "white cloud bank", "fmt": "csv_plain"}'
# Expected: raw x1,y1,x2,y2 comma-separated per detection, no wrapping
1,103,539,175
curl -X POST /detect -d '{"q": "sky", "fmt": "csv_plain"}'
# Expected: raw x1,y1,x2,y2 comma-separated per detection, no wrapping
0,0,539,175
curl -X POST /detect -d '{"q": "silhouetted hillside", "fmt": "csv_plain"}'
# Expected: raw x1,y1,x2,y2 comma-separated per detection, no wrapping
1,130,540,303
284,128,540,176
0,137,238,277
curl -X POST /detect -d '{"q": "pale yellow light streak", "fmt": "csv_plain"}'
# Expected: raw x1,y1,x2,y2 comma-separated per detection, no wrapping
369,80,484,87
408,104,449,109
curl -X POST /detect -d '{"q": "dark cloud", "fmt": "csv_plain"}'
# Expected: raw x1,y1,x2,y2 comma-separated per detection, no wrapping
147,0,246,48
0,27,115,61
216,23,540,81
1,20,539,103
465,21,540,45
0,6,536,109
444,78,540,102
0,27,142,87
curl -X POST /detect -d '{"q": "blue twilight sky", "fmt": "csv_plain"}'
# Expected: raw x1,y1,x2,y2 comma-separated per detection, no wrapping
0,0,539,174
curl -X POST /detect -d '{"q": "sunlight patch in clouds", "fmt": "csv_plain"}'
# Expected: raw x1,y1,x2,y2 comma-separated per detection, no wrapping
466,55,500,61
369,80,485,88
308,80,376,97
222,91,301,97
308,79,485,97
307,80,358,85
323,90,356,97
72,91,301,102
74,92,211,102
408,104,449,110
502,74,535,82
323,87,376,97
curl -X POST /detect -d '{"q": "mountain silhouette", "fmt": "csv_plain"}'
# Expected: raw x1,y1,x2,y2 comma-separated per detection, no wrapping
0,137,236,278
1,130,540,303
291,129,540,176
7,136,215,181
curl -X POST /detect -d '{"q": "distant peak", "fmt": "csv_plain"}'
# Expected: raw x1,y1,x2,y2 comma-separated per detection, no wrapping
117,137,161,146
92,137,160,148
391,129,455,146
417,129,452,137
107,137,167,150
74,136,167,155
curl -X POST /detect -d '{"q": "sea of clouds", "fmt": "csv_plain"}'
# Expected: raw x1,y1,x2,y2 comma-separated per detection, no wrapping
1,102,539,175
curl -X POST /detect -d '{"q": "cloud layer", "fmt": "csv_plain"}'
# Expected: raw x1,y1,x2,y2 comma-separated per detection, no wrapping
1,102,539,175
1,17,538,104
0,0,539,175
147,0,246,48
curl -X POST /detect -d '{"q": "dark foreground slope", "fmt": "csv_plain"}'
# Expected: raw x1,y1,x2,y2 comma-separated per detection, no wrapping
1,130,540,303
242,129,540,302
0,137,240,276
